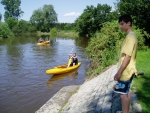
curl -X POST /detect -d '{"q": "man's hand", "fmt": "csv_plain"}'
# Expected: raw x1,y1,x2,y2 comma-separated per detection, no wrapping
114,72,121,81
114,54,131,81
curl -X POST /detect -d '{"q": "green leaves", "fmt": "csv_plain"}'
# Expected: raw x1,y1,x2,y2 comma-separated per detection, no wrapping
74,4,118,37
0,22,14,38
1,0,24,21
30,4,57,32
4,17,36,35
116,0,150,34
5,17,18,29
50,27,57,38
85,20,148,77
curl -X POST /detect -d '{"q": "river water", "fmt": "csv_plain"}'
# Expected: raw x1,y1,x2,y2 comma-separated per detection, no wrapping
0,37,90,113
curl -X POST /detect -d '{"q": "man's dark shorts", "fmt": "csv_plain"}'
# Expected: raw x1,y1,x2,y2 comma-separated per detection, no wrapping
114,74,135,94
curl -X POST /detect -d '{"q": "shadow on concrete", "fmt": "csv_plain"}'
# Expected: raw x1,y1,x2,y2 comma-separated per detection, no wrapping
84,80,122,113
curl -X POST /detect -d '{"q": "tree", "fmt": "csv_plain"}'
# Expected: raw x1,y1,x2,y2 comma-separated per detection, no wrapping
5,17,18,30
64,23,74,30
50,27,57,38
116,0,150,34
27,25,36,34
1,0,24,21
0,22,14,38
11,19,36,35
5,17,36,35
75,5,95,36
74,4,117,37
17,19,28,34
30,4,57,32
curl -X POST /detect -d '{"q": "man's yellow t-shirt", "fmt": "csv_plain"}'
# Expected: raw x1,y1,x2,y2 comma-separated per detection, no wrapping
118,31,138,80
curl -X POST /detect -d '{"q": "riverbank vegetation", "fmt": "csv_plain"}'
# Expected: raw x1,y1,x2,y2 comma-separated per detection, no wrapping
57,30,78,38
85,20,149,78
0,22,14,38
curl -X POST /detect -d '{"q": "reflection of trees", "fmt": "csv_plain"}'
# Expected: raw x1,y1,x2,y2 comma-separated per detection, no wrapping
75,37,90,48
0,36,39,46
6,45,23,72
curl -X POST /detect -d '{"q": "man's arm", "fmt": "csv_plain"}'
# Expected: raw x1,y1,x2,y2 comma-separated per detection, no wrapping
114,54,131,81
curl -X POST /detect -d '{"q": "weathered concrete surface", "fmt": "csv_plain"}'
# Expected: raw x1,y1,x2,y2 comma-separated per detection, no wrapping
60,65,120,113
36,86,79,113
36,64,142,113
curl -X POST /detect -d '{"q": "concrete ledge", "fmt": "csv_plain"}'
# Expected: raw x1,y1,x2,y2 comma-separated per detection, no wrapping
36,85,79,113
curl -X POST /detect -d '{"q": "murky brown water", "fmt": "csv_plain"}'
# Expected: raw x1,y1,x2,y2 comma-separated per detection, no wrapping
0,37,90,113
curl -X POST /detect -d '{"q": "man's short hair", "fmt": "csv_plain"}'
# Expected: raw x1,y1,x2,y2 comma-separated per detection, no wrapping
118,14,132,26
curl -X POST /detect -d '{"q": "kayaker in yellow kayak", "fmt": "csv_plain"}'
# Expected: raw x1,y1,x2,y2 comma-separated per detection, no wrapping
67,53,78,67
38,38,44,43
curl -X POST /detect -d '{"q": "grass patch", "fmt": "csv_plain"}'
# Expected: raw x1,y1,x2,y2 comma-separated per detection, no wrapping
59,102,68,113
57,30,78,38
132,49,150,112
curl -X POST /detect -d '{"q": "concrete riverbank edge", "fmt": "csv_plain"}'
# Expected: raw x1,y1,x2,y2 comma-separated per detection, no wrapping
36,65,142,113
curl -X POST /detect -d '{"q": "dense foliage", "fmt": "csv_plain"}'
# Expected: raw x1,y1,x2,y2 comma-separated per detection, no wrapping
0,22,14,38
116,0,150,35
5,17,18,30
85,21,149,77
1,0,24,21
55,23,75,31
5,17,36,35
30,4,57,32
74,4,118,36
50,27,57,38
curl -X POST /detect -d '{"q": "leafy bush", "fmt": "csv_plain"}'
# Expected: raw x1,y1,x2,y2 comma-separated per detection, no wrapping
5,17,18,30
50,27,57,38
86,20,149,77
5,18,37,35
0,22,14,38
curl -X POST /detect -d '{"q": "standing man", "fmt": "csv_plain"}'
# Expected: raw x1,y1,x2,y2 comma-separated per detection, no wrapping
114,14,138,113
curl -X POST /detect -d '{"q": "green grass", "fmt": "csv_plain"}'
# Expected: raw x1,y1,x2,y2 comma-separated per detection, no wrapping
57,30,78,38
132,49,150,113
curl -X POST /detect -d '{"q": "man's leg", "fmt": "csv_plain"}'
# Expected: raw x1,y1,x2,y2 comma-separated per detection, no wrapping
120,92,131,113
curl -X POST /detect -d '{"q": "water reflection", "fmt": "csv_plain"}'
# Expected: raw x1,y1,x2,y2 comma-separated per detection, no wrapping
47,69,78,88
6,45,24,72
75,36,90,48
0,37,90,113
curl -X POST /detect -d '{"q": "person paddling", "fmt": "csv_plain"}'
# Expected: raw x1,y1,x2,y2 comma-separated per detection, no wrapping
72,53,78,66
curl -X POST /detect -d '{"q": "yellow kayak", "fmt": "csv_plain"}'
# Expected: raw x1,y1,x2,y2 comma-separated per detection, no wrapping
46,62,81,74
37,40,50,46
